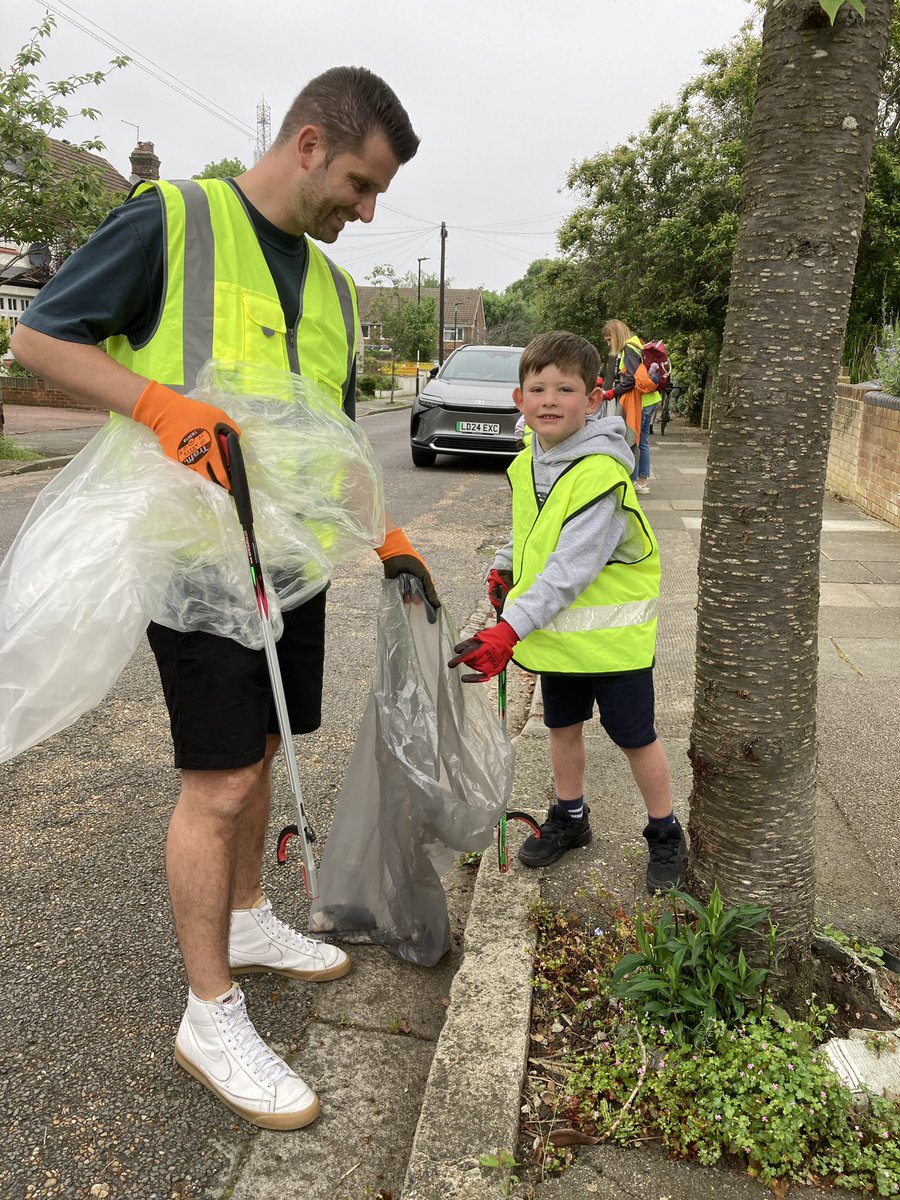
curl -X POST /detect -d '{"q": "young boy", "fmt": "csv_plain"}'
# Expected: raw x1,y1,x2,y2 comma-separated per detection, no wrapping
448,331,685,893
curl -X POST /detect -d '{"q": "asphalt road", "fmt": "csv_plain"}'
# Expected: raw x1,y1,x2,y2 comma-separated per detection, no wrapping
0,411,514,1200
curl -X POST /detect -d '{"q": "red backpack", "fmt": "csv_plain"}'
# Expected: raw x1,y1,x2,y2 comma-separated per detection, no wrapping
642,340,671,392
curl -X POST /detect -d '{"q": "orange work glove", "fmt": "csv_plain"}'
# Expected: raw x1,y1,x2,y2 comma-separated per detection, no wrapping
132,380,241,490
375,528,440,609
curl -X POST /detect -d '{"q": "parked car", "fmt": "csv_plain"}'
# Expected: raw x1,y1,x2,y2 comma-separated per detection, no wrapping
409,344,524,467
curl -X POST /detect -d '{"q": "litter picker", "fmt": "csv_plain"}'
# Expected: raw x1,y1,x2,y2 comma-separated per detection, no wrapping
493,610,540,872
219,430,319,898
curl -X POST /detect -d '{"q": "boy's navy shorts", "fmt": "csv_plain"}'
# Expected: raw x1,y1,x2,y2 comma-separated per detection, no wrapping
146,589,327,771
540,668,656,749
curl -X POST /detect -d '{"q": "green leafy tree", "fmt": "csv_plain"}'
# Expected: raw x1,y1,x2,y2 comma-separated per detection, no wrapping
844,5,900,378
688,0,891,972
366,263,446,290
192,156,247,180
551,19,761,418
370,291,438,361
0,15,129,278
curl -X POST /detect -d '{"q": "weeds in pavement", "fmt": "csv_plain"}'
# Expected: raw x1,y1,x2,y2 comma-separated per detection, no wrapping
820,923,888,971
519,883,900,1195
478,1149,520,1196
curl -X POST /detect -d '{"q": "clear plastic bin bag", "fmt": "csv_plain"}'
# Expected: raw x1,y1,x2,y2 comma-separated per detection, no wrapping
0,361,385,763
309,577,514,967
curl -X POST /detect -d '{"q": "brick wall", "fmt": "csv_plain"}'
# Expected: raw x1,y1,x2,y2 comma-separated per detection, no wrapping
826,383,900,529
0,374,106,413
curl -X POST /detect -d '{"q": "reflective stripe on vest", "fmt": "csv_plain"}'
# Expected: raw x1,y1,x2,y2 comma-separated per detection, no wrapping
106,179,358,403
505,451,660,675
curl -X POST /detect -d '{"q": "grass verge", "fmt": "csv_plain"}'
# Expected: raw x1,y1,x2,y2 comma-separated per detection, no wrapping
0,436,41,462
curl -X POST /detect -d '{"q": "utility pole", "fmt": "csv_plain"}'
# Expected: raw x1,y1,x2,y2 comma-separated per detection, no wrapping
454,302,460,351
416,255,429,396
438,221,447,365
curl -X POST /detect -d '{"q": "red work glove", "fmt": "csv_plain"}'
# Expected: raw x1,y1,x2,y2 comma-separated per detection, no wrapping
603,388,615,402
132,380,240,490
448,620,519,683
375,527,440,609
487,568,513,613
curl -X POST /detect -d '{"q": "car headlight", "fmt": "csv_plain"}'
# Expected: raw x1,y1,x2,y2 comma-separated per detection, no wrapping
417,393,444,408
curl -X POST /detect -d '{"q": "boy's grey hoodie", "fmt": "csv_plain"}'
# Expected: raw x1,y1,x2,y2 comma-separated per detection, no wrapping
493,414,647,642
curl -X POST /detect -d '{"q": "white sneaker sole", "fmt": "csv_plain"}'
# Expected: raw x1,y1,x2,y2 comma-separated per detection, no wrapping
229,954,352,982
174,1043,321,1130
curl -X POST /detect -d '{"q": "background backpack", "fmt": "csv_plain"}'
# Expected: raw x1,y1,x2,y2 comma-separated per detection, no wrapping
642,340,671,392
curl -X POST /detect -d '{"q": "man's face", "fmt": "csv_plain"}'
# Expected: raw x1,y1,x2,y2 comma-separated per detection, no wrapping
514,364,600,450
294,131,400,242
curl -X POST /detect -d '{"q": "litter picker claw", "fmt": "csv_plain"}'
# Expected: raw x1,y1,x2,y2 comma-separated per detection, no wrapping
219,430,319,898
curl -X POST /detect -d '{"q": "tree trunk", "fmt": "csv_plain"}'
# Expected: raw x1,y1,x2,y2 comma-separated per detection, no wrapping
686,0,890,956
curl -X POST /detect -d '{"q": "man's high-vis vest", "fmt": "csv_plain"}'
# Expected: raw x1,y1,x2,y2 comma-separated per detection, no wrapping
106,179,359,407
505,451,660,675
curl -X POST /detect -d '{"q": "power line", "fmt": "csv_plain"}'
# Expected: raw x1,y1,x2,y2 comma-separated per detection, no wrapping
34,0,256,138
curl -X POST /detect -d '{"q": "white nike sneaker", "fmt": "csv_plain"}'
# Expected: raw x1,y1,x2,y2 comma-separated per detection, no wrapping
229,897,351,981
174,984,319,1129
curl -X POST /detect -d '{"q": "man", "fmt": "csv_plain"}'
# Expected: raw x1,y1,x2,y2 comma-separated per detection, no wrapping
12,66,438,1131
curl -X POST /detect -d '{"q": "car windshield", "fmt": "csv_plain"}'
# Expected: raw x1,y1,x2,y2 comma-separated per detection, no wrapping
441,349,521,384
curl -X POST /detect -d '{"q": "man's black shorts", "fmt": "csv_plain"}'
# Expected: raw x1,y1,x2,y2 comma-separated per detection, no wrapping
147,589,327,770
540,668,656,748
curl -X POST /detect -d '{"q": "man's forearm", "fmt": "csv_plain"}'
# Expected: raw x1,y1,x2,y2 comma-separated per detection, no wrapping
10,325,147,417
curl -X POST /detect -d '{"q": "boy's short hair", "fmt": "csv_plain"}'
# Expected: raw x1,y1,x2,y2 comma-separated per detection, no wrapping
519,331,601,391
275,66,419,165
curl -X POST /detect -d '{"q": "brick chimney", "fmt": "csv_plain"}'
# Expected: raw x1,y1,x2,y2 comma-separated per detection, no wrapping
129,141,160,183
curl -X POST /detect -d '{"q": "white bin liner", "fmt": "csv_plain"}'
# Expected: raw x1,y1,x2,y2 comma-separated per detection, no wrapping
0,361,385,762
309,577,514,967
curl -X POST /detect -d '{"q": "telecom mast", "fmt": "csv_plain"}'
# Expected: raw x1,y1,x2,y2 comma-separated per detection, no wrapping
255,98,271,162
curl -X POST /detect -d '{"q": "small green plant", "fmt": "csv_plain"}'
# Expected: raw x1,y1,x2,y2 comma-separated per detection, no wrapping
0,436,41,462
479,1150,520,1197
820,923,886,970
457,850,484,872
874,318,900,397
358,373,380,396
386,1015,400,1034
3,359,34,378
610,885,776,1044
865,1029,898,1058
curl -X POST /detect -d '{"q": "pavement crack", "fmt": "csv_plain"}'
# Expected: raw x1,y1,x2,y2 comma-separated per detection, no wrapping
829,636,864,675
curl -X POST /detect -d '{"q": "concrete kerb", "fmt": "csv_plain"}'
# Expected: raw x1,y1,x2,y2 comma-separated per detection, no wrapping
402,681,548,1200
0,454,72,476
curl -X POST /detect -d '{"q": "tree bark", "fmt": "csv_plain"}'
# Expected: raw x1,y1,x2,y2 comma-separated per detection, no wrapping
687,0,891,954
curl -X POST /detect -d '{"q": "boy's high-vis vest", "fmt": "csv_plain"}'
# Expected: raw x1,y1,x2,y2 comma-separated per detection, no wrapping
505,451,660,675
106,179,359,406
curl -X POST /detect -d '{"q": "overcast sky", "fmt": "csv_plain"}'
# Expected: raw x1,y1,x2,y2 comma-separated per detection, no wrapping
7,0,757,292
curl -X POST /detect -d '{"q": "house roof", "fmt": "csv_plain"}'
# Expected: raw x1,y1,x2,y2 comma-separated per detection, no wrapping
46,137,130,195
356,286,483,325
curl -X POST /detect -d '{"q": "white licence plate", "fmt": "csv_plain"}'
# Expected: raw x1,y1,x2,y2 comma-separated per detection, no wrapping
456,420,501,435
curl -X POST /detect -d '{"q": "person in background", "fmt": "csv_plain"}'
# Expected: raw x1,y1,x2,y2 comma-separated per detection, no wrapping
602,319,659,495
12,66,437,1132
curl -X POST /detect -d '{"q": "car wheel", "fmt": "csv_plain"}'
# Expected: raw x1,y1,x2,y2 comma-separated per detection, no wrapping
411,445,437,468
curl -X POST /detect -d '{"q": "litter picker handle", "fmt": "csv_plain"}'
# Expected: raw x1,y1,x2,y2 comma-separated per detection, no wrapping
221,428,254,529
218,428,319,899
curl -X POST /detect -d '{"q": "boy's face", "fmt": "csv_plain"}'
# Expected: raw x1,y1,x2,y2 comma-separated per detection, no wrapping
513,364,601,449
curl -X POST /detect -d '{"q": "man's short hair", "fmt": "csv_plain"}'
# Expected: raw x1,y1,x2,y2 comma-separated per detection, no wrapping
519,331,601,391
275,66,419,164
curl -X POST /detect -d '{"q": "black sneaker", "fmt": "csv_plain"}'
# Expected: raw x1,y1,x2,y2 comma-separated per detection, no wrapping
517,804,592,867
643,817,687,894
